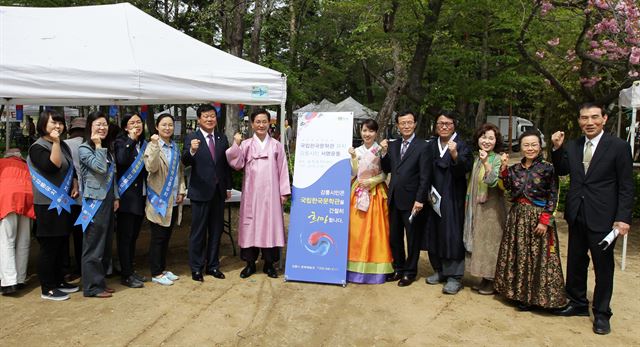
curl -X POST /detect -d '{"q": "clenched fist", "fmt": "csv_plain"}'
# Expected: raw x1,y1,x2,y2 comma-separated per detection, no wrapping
479,149,488,163
380,139,388,155
150,134,159,144
551,131,565,150
191,138,201,151
233,133,242,146
448,140,458,160
348,147,356,158
500,152,509,170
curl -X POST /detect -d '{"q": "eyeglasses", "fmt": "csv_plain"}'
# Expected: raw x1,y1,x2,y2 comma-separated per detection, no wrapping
398,121,415,127
521,143,540,149
436,121,454,128
127,120,143,126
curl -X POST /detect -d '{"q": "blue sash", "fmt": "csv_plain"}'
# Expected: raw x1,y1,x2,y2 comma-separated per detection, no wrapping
147,143,179,217
28,163,75,214
117,141,147,197
75,163,115,232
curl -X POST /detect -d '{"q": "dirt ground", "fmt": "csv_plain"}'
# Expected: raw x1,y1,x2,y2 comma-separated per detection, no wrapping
0,206,638,346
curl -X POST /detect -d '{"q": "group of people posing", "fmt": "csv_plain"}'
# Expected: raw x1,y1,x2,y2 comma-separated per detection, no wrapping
10,104,290,303
346,103,633,335
0,101,632,336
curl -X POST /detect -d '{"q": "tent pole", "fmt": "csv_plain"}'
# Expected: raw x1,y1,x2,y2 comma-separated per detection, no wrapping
4,99,11,153
621,106,636,272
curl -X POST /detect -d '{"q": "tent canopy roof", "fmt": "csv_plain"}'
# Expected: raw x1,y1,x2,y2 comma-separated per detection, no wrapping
0,3,286,106
293,97,375,120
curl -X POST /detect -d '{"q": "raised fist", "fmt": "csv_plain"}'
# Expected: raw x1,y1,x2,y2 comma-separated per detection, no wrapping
150,134,159,143
233,133,242,146
348,147,356,158
380,139,388,154
447,140,458,154
90,132,102,147
49,129,61,142
500,152,509,168
551,131,565,150
479,149,488,163
191,138,201,151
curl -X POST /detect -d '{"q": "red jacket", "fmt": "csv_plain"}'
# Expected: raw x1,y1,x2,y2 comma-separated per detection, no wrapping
0,156,35,220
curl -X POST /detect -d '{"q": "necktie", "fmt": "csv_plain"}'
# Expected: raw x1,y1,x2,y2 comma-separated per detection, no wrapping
400,140,409,159
207,134,216,161
583,140,592,172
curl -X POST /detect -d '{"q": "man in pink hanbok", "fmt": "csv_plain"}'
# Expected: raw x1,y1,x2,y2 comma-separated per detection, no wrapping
226,109,291,278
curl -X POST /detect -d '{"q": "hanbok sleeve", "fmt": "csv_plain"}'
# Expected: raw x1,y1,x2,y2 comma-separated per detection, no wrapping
483,154,501,187
276,144,291,196
225,141,246,171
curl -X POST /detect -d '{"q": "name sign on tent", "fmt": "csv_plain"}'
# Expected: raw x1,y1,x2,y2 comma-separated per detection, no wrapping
285,112,353,286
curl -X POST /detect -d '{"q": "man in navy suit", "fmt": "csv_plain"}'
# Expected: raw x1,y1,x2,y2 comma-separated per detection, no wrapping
380,111,431,287
551,102,634,335
182,104,232,281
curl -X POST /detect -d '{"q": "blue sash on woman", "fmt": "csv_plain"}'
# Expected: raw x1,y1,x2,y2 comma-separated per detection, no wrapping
28,163,75,214
147,143,179,217
75,163,115,232
117,141,147,196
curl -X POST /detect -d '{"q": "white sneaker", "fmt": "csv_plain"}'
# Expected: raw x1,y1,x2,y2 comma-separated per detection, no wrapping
163,271,179,281
152,275,174,286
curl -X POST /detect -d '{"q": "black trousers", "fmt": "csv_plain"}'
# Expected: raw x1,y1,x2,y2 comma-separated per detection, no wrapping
63,204,83,276
82,193,114,297
240,247,280,263
149,207,178,277
388,206,424,277
565,212,616,319
189,189,225,273
37,236,67,294
117,212,144,278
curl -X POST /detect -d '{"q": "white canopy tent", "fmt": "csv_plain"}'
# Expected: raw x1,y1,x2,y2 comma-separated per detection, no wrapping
1,105,79,121
0,3,286,148
293,97,376,120
617,80,639,271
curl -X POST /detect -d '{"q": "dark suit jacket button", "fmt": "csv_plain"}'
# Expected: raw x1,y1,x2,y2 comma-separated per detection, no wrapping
134,183,138,187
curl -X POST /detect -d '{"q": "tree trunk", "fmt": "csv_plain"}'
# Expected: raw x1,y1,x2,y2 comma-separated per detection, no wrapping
362,60,374,104
376,1,406,136
250,0,264,63
475,16,489,128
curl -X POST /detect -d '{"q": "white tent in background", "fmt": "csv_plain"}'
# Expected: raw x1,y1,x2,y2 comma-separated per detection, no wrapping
616,80,639,272
1,105,79,122
154,107,198,120
333,97,376,120
0,3,287,149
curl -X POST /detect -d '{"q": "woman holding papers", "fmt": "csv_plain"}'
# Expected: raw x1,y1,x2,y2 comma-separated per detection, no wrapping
226,109,290,279
114,113,148,288
143,114,186,286
346,119,393,284
462,123,506,295
494,131,567,311
27,110,80,301
78,111,119,298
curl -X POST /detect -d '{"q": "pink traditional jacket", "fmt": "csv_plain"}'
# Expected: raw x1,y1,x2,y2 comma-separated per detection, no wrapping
225,135,291,248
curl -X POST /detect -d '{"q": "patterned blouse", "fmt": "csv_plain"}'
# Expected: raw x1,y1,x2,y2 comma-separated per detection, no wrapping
500,155,557,225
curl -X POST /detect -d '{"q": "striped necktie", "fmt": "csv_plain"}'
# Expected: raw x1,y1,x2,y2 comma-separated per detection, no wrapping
400,140,409,159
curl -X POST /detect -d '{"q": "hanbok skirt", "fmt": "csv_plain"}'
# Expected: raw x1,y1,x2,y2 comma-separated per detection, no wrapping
347,183,393,284
494,202,567,308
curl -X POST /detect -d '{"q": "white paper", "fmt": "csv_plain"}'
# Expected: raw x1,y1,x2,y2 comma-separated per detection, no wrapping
430,186,442,217
598,228,620,250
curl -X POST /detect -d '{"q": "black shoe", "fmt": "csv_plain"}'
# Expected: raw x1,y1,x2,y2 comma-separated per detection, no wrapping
191,271,204,282
385,272,402,282
206,269,225,279
240,262,257,279
263,263,278,279
517,302,533,311
132,272,148,283
57,282,80,294
121,275,144,288
397,275,415,287
593,317,611,335
553,304,589,317
1,285,17,295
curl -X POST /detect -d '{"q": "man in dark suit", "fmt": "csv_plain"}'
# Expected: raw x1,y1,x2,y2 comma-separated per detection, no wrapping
380,111,430,287
182,104,232,282
551,102,634,335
